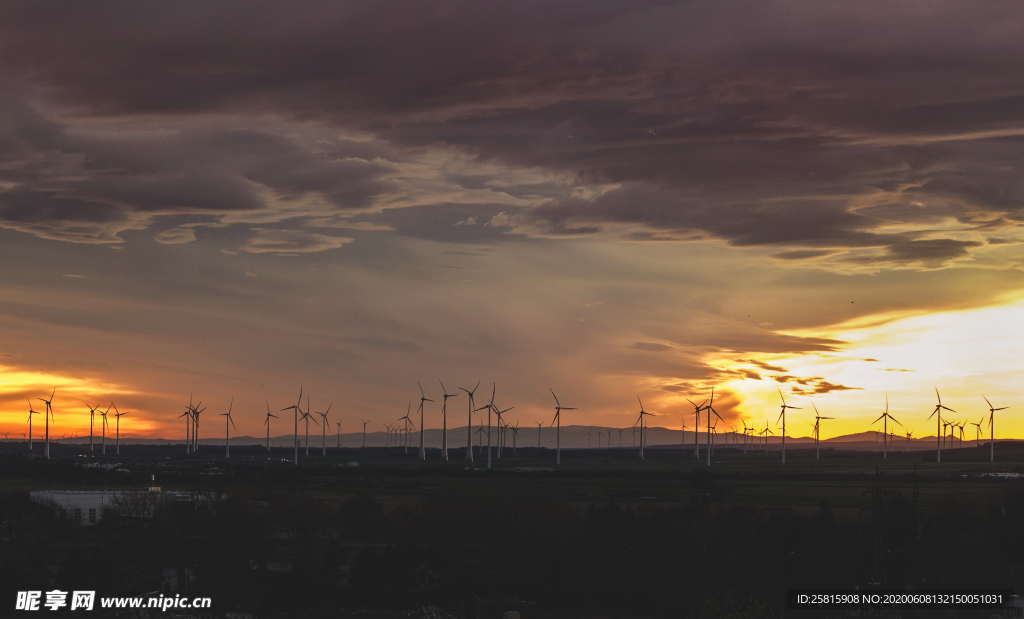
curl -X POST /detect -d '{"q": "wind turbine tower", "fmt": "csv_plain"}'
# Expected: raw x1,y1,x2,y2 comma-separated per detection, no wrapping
549,389,576,466
872,394,901,460
984,396,1009,463
439,380,457,461
705,389,724,466
264,401,278,452
459,381,480,463
220,399,236,458
26,400,39,453
417,381,433,461
635,396,655,460
811,403,833,461
687,398,704,460
776,388,800,465
112,404,127,456
317,402,332,456
280,386,303,465
928,388,956,464
38,388,55,459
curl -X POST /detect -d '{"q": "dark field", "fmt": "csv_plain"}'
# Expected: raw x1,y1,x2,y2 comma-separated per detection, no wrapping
4,442,1024,618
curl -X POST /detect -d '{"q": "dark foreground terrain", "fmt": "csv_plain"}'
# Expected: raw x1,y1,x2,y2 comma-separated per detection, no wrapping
3,441,1024,618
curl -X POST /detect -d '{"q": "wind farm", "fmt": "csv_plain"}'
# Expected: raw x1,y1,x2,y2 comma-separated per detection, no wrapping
4,379,1024,619
10,383,1020,465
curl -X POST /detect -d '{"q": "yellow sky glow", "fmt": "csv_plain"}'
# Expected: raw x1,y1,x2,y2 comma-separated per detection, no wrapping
713,296,1022,439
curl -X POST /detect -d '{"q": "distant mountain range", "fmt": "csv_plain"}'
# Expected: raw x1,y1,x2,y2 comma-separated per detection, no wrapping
38,425,1013,452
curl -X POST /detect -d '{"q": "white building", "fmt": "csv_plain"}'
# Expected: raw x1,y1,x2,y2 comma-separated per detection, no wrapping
29,488,208,526
30,490,136,525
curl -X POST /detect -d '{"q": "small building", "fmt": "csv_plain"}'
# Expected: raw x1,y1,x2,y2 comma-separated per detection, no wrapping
29,488,214,526
29,490,131,526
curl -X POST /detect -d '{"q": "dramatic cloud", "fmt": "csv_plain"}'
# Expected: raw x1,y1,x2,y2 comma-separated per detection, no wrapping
0,1,1023,438
1,1,1023,264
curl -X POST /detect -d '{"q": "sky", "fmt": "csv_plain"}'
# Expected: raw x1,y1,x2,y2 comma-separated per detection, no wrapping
0,1,1022,442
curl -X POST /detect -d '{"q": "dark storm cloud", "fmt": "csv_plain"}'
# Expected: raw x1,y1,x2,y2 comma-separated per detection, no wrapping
3,1,1024,261
0,98,394,244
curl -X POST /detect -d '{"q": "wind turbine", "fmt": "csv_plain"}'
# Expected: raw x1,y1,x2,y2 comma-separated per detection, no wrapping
680,415,688,452
191,401,206,455
399,402,414,455
686,398,705,460
550,389,576,466
300,395,318,456
112,404,127,456
635,396,655,460
316,402,332,456
38,388,55,459
438,381,457,462
928,388,956,464
984,396,1009,463
83,401,100,456
510,421,520,455
336,419,343,449
264,401,277,452
760,421,774,449
811,403,833,461
99,405,110,455
537,421,543,448
741,420,756,452
476,383,497,469
26,400,39,453
493,404,514,460
709,420,719,457
416,381,433,462
872,394,901,460
219,399,236,458
361,419,369,449
776,388,800,465
280,386,303,465
704,389,724,466
459,381,480,463
970,417,984,446
181,395,194,455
